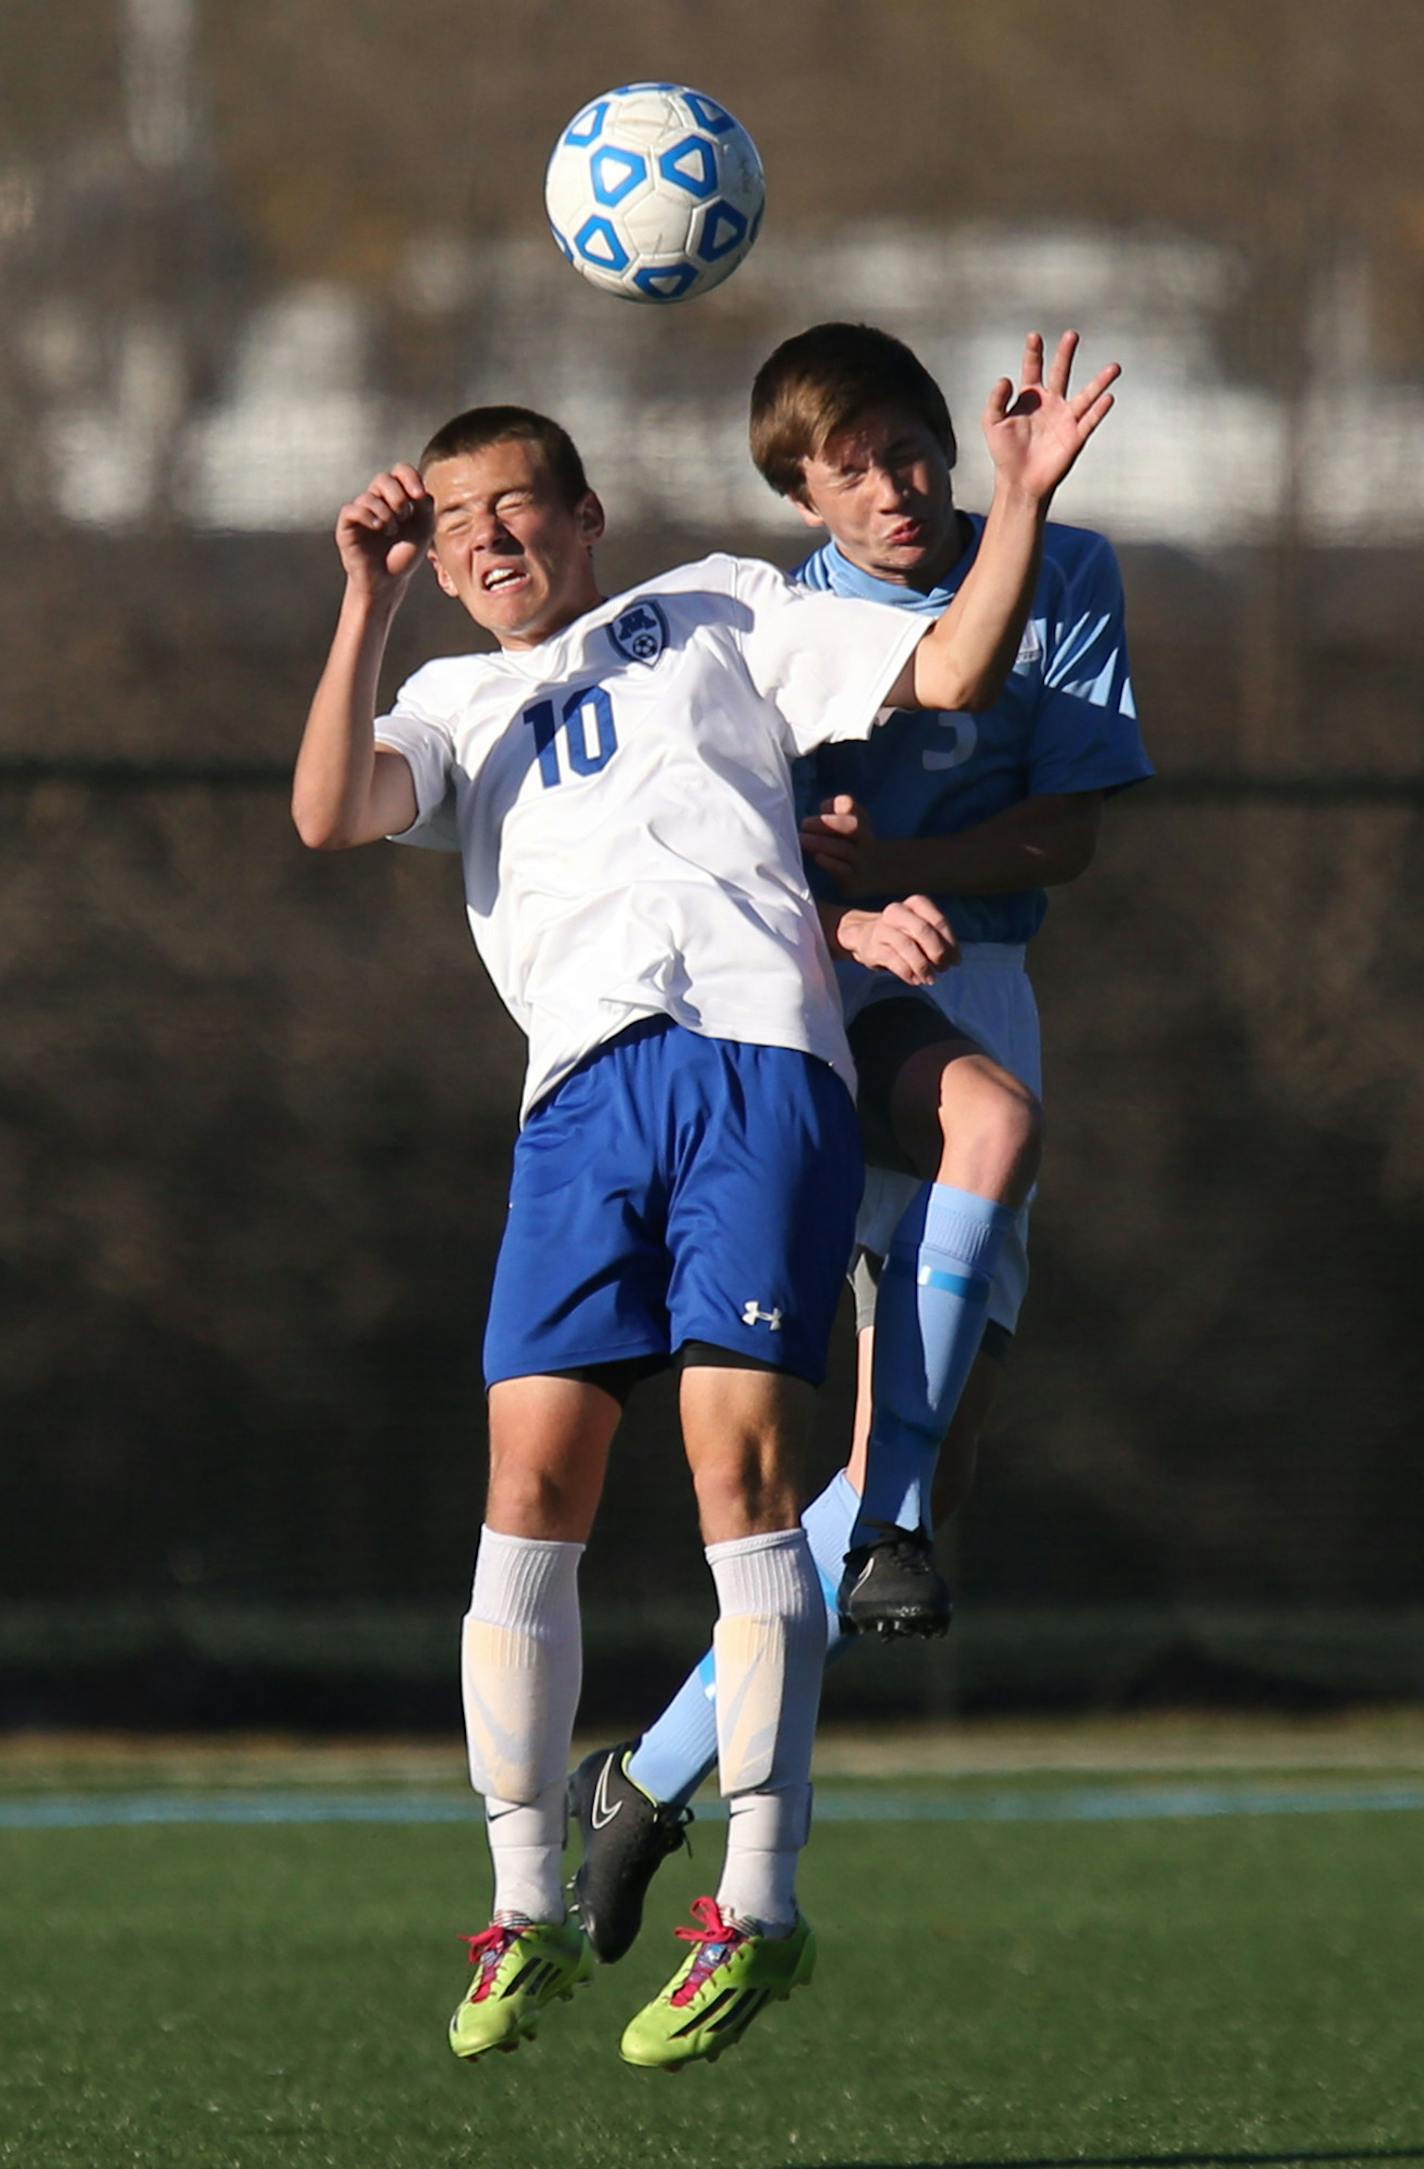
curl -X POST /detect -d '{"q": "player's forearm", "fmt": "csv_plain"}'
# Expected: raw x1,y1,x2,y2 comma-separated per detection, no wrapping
911,482,1046,713
817,897,957,984
816,899,859,960
869,796,1101,898
820,899,910,964
292,587,404,850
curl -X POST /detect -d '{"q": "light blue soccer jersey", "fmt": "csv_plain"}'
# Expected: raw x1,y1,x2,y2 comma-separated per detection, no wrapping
794,518,1153,944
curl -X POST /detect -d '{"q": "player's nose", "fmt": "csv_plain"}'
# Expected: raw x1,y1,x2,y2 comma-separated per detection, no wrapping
472,511,515,551
869,460,909,507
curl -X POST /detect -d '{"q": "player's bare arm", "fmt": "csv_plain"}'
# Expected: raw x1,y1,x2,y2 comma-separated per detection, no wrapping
816,893,960,987
803,791,1105,901
291,464,432,851
884,333,1119,717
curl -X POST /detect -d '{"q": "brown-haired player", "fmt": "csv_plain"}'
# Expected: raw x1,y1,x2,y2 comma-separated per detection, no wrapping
570,326,1151,1968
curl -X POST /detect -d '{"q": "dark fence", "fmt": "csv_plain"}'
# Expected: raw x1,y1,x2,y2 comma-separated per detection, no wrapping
5,701,1422,1728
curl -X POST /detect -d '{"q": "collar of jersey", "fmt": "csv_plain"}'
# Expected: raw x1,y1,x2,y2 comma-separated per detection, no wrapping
817,513,985,613
478,591,618,677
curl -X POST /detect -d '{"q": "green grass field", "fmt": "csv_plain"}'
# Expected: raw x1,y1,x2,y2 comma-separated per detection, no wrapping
3,1724,1423,2169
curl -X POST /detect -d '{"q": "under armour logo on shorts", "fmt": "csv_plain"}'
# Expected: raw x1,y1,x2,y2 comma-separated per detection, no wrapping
741,1300,783,1330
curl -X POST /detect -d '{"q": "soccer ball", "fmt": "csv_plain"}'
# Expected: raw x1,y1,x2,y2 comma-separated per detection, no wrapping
544,84,765,304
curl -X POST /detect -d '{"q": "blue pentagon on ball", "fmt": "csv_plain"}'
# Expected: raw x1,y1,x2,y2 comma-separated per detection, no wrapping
683,91,736,132
631,261,700,300
658,136,718,201
563,101,609,147
573,214,631,273
591,145,648,207
697,199,748,261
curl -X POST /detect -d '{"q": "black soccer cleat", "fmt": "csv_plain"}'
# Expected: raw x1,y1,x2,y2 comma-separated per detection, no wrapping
568,1740,693,1964
838,1523,954,1639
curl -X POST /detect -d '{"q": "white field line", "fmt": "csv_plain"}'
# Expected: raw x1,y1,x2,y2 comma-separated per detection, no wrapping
3,1779,1424,1833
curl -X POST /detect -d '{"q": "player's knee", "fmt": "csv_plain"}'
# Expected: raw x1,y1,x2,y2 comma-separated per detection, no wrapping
937,1058,1042,1185
485,1457,588,1543
692,1444,801,1544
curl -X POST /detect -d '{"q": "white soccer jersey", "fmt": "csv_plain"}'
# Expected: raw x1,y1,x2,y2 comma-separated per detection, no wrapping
376,553,925,1121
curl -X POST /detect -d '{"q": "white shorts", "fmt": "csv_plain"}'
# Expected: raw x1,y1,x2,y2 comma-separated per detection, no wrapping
845,943,1041,1338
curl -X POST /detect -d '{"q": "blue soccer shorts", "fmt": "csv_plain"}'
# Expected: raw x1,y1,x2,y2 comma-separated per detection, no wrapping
482,1017,863,1390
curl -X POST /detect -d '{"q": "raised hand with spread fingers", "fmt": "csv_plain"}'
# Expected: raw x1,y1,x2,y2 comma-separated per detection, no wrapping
982,330,1120,504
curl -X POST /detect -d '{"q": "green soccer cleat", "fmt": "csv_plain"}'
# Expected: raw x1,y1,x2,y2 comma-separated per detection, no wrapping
619,1896,815,2071
448,1916,592,2062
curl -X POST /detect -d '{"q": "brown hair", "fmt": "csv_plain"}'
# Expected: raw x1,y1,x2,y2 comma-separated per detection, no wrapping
419,405,591,508
749,323,955,500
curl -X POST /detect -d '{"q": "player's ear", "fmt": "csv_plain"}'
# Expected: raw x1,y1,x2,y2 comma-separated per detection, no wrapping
789,490,826,534
427,545,458,599
575,490,605,546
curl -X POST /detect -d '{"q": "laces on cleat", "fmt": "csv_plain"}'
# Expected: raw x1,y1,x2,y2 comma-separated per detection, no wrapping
669,1896,747,2005
463,1924,509,1961
851,1519,937,1569
460,1922,520,2002
673,1895,739,1950
839,1520,953,1637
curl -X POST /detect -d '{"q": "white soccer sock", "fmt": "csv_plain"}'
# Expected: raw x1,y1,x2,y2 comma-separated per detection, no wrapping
706,1528,824,1934
461,1526,584,1925
485,1782,570,1926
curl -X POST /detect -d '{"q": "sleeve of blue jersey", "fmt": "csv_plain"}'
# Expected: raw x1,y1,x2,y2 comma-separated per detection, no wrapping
1025,534,1154,798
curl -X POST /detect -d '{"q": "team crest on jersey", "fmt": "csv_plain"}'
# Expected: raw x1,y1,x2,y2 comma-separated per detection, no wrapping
606,598,669,667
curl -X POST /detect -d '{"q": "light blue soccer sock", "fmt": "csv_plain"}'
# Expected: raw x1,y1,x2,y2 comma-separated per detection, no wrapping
850,1181,1014,1545
801,1468,863,1633
626,1654,718,1811
626,1470,863,1810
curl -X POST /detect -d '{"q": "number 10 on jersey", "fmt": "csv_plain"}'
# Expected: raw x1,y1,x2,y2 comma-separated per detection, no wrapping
524,685,619,789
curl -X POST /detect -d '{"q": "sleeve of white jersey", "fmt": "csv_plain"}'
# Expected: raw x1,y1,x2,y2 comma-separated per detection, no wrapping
731,556,926,755
373,660,461,853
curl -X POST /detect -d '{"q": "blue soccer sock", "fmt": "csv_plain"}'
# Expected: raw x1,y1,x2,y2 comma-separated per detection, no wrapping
626,1470,863,1810
801,1468,863,1632
626,1653,717,1810
850,1181,1014,1545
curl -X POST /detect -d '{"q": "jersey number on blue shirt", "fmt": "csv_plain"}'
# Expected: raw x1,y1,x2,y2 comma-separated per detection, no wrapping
922,713,978,772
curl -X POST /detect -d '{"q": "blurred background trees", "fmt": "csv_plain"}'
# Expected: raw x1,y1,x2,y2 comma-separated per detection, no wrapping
2,0,1421,1728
